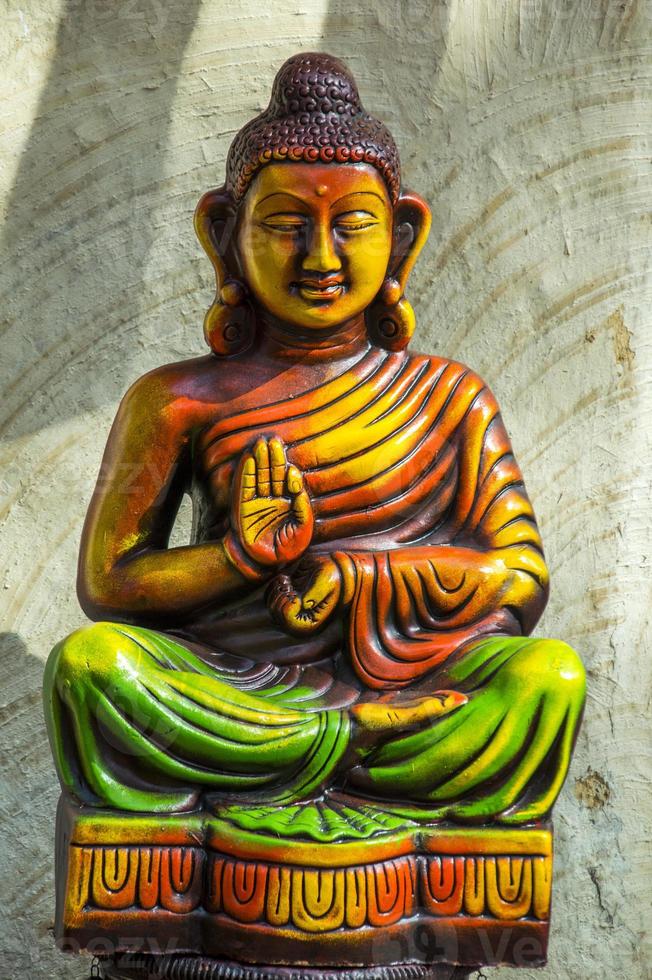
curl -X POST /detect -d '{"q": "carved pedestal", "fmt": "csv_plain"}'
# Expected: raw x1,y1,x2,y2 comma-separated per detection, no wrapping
55,795,552,977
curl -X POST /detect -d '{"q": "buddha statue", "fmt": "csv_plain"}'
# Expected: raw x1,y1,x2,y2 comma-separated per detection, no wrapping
45,53,586,980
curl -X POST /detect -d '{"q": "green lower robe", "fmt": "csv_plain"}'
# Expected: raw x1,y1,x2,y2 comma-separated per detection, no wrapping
44,620,584,825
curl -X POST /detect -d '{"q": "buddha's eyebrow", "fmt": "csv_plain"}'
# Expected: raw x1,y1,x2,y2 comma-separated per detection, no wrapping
329,191,386,210
254,191,308,210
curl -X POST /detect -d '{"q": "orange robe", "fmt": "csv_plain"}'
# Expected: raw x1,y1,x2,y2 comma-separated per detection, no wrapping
190,347,548,693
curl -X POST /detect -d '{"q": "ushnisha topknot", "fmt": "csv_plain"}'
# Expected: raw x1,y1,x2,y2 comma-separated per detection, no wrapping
225,52,401,205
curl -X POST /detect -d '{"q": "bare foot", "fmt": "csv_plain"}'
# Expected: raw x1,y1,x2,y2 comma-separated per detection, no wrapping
351,691,468,736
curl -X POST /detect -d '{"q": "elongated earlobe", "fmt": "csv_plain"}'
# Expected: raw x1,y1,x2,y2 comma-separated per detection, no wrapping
366,277,416,351
194,187,255,356
366,190,431,351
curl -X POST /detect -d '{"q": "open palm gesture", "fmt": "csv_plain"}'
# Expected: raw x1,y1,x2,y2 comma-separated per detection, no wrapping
231,437,314,567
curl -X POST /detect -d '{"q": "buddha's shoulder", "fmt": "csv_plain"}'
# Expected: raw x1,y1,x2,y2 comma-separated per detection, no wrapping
117,354,236,427
406,350,497,403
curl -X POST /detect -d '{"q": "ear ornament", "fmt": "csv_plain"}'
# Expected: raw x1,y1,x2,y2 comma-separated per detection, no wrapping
365,189,431,352
194,187,255,357
366,277,416,352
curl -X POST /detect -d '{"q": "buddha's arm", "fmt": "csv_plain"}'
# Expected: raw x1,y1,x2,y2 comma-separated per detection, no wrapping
78,371,253,624
435,368,550,631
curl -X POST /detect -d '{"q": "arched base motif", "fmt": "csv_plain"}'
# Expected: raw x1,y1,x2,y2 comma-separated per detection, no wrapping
56,796,551,974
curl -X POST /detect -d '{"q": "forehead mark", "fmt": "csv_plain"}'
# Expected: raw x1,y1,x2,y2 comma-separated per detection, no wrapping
315,184,329,197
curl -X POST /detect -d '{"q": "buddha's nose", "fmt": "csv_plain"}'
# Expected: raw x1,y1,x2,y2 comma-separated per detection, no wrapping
302,221,342,274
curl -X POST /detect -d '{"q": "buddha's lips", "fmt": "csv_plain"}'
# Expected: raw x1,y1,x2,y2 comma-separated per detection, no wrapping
294,277,345,300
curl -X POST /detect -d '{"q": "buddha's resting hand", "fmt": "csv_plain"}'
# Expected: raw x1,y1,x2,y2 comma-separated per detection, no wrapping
226,437,314,576
267,554,342,634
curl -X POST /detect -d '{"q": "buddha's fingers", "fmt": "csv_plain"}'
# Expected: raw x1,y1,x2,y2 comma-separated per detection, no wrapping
417,690,468,716
365,700,471,769
267,574,315,633
351,691,467,736
287,465,313,528
254,437,271,496
269,437,287,496
235,453,257,504
352,686,581,822
286,463,303,496
267,575,299,624
351,696,499,794
277,521,309,564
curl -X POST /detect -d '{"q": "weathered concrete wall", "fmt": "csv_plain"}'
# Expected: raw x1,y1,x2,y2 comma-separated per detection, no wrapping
1,1,650,976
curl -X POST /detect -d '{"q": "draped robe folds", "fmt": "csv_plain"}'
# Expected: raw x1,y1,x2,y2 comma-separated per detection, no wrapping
45,347,585,821
189,347,548,684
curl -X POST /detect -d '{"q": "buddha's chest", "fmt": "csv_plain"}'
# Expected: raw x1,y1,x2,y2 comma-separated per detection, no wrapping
195,351,461,541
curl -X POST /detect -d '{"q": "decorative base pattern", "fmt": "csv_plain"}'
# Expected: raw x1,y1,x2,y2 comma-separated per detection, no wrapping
101,954,472,980
56,796,552,970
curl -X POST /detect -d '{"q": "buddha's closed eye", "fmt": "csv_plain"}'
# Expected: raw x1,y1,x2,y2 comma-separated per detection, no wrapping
260,214,307,232
259,210,379,234
333,211,380,232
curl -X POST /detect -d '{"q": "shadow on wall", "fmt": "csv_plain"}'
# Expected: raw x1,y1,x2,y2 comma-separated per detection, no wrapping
0,632,74,977
1,0,451,444
1,0,203,441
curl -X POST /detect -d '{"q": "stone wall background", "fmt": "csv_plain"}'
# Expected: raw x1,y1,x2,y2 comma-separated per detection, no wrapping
1,1,650,976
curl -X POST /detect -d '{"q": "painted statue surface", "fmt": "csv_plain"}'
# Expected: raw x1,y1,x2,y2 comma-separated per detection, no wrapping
45,54,586,978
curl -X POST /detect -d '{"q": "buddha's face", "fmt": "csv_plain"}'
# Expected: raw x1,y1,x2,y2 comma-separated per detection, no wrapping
236,162,393,331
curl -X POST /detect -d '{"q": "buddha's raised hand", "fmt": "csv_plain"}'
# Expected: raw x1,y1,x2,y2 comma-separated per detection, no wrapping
267,555,342,634
229,437,314,570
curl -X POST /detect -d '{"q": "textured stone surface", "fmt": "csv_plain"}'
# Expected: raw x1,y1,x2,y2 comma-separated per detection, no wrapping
1,1,650,977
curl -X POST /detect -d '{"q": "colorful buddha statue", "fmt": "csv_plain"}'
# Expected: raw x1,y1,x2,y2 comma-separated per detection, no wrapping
45,54,586,980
